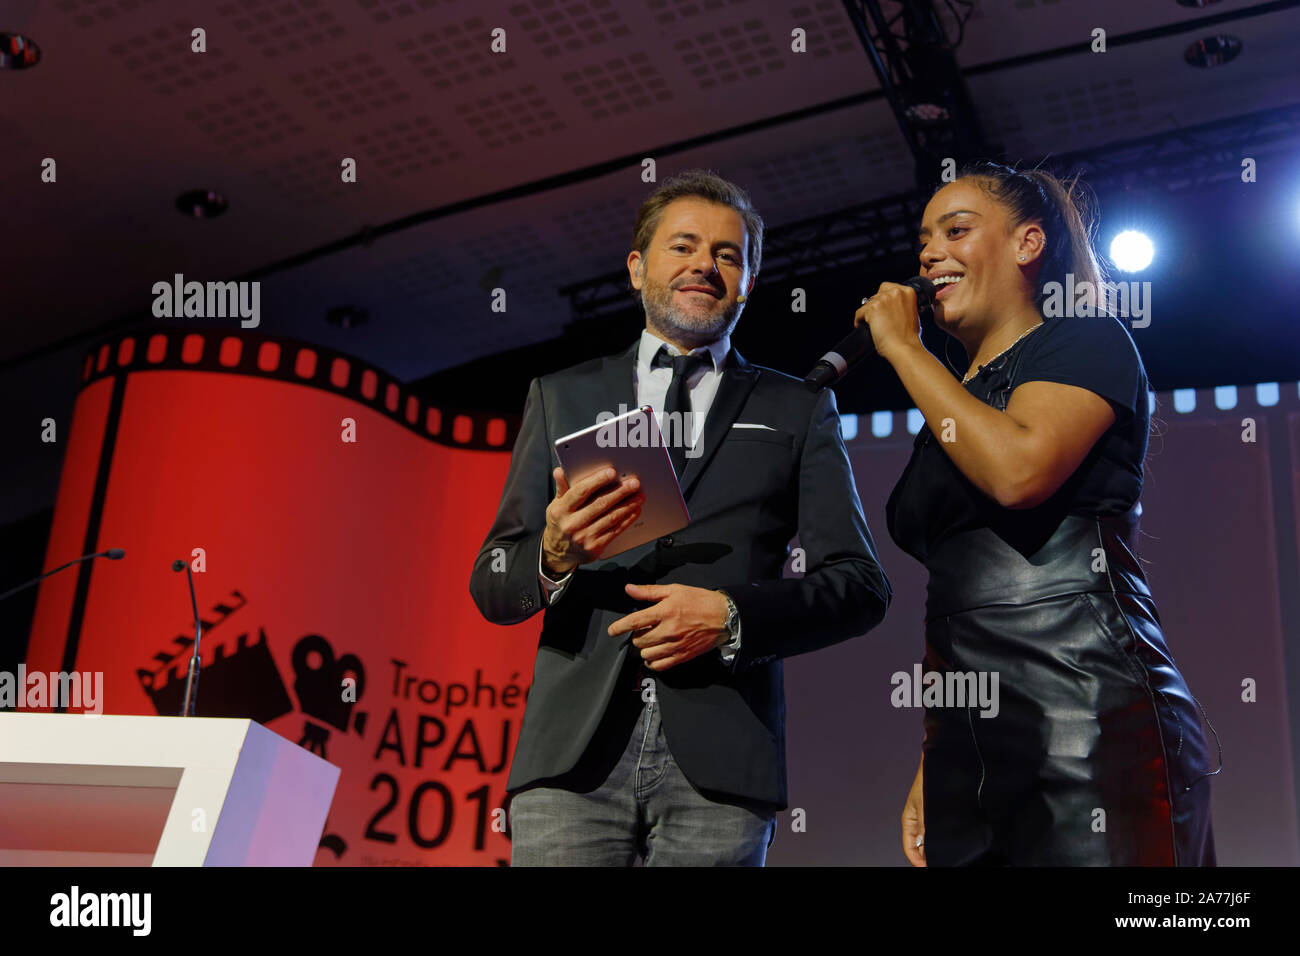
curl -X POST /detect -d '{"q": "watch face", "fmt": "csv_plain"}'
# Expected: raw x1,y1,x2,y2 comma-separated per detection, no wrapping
719,591,738,635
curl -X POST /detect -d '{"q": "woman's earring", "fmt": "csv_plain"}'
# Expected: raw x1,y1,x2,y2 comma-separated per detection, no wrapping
1019,255,1025,261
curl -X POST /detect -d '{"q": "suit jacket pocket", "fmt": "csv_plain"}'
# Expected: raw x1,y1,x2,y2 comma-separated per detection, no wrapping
725,429,795,449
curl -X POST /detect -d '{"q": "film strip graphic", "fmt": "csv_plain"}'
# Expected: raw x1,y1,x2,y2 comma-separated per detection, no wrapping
80,327,1299,449
136,588,368,760
839,382,1300,443
137,594,367,859
136,589,293,726
80,326,522,452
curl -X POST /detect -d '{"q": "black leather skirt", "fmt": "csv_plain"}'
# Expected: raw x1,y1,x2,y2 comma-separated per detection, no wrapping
919,510,1220,866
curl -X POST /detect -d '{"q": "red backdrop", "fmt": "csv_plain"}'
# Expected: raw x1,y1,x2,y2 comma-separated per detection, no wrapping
24,330,1299,866
25,329,535,866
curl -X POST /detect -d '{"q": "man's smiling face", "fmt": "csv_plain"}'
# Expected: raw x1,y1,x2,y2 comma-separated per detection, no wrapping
627,197,755,350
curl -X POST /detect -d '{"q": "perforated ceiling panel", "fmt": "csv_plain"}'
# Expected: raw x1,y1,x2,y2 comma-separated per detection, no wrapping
352,116,463,177
379,247,469,309
397,18,518,90
460,223,559,310
53,0,164,29
741,130,912,223
508,0,634,59
1042,77,1142,146
215,0,348,59
6,0,1296,382
674,19,787,90
790,0,859,58
182,86,306,156
647,0,748,27
553,195,640,258
455,84,567,149
109,20,239,96
288,52,413,121
356,0,443,25
560,53,675,122
262,146,342,201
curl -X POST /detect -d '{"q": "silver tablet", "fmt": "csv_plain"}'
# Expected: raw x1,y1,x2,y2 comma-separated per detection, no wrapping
554,404,690,558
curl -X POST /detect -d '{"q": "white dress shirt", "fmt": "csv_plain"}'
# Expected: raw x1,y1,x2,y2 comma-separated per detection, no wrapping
536,328,742,662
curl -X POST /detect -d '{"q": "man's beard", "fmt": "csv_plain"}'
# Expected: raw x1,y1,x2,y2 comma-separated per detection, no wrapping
640,277,743,349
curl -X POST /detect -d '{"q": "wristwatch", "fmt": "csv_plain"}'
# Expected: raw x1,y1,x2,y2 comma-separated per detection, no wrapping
717,589,740,647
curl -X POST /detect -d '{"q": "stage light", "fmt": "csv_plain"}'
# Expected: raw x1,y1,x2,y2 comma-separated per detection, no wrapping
0,33,40,70
1184,35,1242,68
1110,231,1155,272
175,189,229,219
904,102,950,126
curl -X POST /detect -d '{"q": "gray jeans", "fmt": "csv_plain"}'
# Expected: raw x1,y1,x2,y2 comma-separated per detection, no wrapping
509,697,777,866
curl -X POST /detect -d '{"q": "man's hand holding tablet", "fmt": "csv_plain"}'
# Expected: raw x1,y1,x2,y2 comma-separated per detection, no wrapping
541,467,645,575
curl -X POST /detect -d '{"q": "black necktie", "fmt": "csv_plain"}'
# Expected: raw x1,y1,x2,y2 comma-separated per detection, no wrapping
656,349,710,479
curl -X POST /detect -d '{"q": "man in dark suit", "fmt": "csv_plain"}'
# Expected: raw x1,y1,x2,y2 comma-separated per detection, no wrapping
469,170,891,865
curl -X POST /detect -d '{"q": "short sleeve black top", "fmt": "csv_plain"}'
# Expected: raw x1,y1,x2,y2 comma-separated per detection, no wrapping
885,313,1150,564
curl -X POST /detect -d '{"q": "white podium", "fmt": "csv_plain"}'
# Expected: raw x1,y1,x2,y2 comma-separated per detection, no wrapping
0,714,339,866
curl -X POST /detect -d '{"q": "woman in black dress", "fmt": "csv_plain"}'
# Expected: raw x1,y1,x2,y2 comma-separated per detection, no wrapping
856,161,1219,866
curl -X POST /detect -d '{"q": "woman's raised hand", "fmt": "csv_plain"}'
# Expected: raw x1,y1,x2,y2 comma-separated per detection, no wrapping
854,281,924,364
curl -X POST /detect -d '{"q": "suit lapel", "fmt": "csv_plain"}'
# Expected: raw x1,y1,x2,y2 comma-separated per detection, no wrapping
678,347,760,499
596,339,639,414
589,338,759,501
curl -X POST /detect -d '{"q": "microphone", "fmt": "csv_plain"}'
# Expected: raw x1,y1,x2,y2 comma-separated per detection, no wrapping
0,548,126,604
803,276,936,391
173,558,203,717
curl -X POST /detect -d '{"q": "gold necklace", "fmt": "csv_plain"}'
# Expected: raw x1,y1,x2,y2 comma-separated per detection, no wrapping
961,322,1043,384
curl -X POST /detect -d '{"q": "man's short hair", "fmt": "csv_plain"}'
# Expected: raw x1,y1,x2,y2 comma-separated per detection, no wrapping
632,170,764,276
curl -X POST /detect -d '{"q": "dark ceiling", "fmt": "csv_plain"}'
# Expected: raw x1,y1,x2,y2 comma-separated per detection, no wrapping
3,0,1300,421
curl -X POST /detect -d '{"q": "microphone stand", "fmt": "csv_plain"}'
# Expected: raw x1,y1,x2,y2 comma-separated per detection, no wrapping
0,549,125,604
173,560,203,717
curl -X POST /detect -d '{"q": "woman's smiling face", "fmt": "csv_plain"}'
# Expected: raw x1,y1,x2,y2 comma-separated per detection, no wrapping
918,179,1037,333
